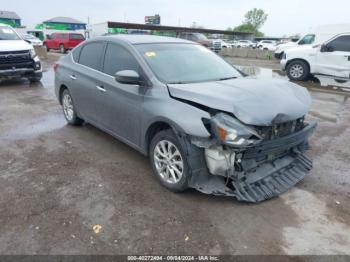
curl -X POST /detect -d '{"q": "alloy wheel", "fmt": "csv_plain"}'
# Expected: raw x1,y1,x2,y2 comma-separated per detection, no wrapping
62,93,74,121
153,140,184,184
290,64,304,79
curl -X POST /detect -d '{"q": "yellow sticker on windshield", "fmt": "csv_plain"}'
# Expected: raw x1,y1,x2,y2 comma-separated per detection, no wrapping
145,51,156,57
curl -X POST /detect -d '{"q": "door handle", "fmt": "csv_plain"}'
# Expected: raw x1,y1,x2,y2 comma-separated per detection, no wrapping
70,75,77,80
96,85,106,93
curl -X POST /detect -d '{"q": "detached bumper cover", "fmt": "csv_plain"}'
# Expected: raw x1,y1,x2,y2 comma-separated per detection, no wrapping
189,121,317,203
233,153,312,202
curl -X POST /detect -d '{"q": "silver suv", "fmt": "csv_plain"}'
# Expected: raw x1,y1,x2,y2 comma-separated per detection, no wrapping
55,35,316,203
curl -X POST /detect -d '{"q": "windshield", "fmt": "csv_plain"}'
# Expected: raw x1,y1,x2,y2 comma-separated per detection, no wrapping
298,34,315,45
0,26,21,40
136,43,242,84
194,33,208,41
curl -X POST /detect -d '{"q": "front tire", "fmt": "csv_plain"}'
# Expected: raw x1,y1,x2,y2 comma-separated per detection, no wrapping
61,89,84,125
286,60,310,81
150,130,190,192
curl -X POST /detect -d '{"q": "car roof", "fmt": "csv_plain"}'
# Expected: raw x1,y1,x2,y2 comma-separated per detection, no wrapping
94,34,193,45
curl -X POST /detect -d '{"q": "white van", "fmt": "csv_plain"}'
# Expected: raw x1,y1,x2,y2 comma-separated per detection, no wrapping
275,24,350,59
0,24,42,82
281,33,350,81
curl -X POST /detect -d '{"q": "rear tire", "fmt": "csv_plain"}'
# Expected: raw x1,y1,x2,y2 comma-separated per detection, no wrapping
44,44,50,52
61,89,84,126
59,44,66,54
286,60,310,81
149,129,191,192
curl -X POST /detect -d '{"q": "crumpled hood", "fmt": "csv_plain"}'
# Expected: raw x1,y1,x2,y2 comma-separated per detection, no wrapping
0,40,32,52
168,77,312,126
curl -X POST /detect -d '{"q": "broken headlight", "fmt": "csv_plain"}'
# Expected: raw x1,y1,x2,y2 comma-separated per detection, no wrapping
211,113,262,147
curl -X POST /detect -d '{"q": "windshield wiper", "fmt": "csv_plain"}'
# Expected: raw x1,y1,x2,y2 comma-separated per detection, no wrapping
218,76,237,81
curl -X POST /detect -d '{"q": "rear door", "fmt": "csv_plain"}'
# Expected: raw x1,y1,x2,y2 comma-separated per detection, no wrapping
69,34,85,49
98,42,143,145
68,41,106,124
316,34,350,78
54,34,62,49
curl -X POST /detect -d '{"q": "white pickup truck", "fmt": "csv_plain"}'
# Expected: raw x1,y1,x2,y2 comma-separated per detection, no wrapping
275,24,350,60
0,24,42,82
281,33,350,81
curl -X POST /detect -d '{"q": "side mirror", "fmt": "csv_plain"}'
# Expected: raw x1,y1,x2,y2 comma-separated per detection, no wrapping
115,70,141,85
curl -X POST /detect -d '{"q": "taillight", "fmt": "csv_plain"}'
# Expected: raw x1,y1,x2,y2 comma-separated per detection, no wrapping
53,63,59,72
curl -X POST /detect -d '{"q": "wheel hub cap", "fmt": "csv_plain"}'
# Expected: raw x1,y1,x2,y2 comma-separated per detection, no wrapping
154,140,184,184
290,64,304,78
62,94,74,121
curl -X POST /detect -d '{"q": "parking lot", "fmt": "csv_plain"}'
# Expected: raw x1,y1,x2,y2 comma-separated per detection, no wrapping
0,53,350,255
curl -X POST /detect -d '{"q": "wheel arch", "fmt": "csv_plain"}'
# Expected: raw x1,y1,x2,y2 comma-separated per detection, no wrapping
144,119,184,155
58,84,68,105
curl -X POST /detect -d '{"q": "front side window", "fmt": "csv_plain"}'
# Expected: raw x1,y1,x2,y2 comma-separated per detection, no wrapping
0,26,21,40
79,42,105,70
57,34,68,40
327,35,350,52
136,43,242,84
298,34,315,45
103,43,139,76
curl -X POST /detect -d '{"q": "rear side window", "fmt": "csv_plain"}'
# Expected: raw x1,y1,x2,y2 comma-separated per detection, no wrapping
327,35,350,52
103,43,139,76
70,34,85,40
79,42,105,71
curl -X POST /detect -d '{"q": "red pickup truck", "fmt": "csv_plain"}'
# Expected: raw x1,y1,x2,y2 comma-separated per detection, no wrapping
44,33,85,53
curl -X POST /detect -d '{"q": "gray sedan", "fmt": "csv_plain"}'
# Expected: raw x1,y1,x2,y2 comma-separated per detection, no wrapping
54,35,316,203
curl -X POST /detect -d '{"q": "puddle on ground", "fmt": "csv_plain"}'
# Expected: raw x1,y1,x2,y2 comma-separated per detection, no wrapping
1,113,66,140
237,65,350,123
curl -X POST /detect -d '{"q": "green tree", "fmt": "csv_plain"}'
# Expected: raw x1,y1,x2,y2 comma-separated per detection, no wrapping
244,8,268,31
232,8,268,36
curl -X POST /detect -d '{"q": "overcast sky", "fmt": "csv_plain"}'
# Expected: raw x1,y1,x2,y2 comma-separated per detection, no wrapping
2,0,349,36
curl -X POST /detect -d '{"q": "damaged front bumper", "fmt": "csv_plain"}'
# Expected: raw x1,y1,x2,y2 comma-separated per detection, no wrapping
189,121,317,203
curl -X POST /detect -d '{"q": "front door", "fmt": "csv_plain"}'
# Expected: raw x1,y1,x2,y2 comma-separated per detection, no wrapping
316,35,350,78
98,43,144,146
